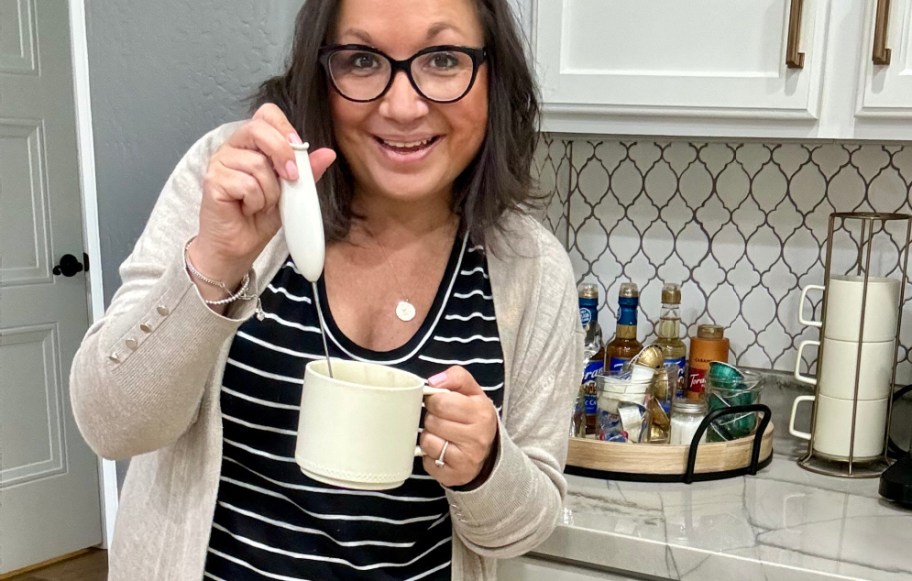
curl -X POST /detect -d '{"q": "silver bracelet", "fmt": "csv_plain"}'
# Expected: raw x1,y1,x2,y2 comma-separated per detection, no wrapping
184,238,262,316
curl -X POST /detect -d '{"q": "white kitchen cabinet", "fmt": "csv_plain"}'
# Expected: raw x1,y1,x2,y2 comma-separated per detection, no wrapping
854,0,912,140
498,555,650,581
522,0,912,140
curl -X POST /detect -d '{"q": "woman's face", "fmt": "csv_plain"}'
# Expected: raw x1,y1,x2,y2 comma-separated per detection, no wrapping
328,0,489,208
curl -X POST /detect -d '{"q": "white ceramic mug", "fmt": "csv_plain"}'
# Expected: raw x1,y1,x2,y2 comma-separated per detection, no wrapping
295,359,446,490
793,338,895,400
798,275,899,342
789,394,888,461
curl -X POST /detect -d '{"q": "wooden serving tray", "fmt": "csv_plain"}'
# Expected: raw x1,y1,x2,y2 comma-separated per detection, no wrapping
566,422,774,479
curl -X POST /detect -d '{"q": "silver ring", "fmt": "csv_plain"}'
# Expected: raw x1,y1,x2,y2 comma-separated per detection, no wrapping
435,440,449,468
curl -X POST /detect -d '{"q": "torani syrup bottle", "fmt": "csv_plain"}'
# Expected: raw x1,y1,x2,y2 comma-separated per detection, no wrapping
577,283,605,436
605,282,643,373
685,324,729,400
655,283,687,400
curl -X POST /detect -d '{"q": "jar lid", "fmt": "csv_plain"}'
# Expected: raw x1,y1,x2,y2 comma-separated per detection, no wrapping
671,398,707,414
697,324,724,339
661,282,681,304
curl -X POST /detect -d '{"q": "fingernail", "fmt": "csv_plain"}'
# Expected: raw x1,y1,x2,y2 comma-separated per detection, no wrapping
289,132,303,145
428,371,448,386
285,159,299,181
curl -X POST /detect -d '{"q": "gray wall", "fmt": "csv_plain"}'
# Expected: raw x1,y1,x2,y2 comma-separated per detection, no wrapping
85,0,304,486
86,0,304,305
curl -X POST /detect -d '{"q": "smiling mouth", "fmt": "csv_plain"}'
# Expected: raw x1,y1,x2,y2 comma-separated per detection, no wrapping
375,136,440,154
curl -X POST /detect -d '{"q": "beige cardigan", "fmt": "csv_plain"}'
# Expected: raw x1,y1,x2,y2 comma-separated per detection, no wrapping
70,123,584,580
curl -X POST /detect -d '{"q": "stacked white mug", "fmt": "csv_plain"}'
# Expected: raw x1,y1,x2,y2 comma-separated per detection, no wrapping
791,275,899,462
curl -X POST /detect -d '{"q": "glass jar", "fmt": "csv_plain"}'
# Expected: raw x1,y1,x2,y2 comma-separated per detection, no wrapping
595,371,653,443
669,398,708,446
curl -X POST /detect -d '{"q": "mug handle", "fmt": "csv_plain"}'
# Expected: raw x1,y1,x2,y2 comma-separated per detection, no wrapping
793,340,820,386
789,395,815,440
798,285,825,328
414,385,450,457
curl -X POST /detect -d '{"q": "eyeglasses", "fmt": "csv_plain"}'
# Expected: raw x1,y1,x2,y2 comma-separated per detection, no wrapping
318,44,487,104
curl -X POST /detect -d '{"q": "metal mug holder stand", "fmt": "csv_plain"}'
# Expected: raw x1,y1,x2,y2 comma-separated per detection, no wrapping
798,212,912,478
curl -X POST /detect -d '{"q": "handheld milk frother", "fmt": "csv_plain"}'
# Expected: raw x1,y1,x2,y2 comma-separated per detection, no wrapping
279,142,334,377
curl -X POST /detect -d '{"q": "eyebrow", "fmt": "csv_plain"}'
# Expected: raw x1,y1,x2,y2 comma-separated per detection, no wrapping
426,22,461,40
337,22,464,46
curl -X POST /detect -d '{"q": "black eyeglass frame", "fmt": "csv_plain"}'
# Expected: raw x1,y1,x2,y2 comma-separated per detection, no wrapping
318,44,488,104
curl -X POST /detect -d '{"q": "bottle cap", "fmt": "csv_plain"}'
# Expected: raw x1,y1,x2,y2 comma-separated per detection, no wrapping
697,324,724,339
619,282,639,298
578,282,598,299
661,283,681,304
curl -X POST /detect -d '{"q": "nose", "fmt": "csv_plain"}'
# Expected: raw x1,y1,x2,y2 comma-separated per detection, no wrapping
378,70,429,123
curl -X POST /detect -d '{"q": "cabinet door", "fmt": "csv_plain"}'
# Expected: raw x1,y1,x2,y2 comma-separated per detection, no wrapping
534,0,831,137
855,0,912,139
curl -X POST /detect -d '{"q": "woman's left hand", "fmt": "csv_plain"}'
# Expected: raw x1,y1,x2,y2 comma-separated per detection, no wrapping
420,366,499,488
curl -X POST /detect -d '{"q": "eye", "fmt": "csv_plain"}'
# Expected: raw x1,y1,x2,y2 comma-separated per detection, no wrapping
349,52,381,70
331,50,385,76
427,52,461,70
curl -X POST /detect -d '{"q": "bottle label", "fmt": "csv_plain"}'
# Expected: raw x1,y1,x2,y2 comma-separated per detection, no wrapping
581,360,604,414
579,307,592,327
665,356,686,389
616,298,638,326
578,297,597,329
688,368,707,395
608,357,630,373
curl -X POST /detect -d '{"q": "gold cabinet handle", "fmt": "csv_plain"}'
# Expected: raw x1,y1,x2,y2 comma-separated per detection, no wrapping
873,0,892,65
786,0,806,69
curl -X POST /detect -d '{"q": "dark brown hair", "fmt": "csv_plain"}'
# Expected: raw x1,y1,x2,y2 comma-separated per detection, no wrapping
253,0,541,245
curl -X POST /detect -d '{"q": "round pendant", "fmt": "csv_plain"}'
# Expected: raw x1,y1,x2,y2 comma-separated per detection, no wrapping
396,300,416,322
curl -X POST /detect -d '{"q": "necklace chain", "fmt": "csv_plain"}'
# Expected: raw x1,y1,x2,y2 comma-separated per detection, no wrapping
362,217,457,323
365,227,416,322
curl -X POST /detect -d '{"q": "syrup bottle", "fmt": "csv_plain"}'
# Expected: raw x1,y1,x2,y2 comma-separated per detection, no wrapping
578,282,605,436
605,282,643,373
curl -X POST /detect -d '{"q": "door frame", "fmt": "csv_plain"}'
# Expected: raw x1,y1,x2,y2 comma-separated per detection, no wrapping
68,0,118,549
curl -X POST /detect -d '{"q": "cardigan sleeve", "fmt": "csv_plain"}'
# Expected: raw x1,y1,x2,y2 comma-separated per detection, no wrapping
69,122,257,460
445,218,584,558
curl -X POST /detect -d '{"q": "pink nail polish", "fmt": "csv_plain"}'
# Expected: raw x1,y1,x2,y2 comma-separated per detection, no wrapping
428,371,448,386
285,159,299,181
289,132,303,145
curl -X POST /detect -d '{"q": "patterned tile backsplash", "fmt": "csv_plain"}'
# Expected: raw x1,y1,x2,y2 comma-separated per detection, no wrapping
533,136,912,384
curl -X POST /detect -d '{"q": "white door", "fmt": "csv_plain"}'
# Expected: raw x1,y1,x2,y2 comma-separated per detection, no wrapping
533,0,831,136
855,0,912,139
0,0,102,573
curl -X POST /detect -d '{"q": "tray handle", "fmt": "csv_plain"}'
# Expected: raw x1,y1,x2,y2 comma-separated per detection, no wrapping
683,404,772,484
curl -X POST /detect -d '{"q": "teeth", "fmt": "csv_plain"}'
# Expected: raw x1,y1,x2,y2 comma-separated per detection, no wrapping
382,137,433,148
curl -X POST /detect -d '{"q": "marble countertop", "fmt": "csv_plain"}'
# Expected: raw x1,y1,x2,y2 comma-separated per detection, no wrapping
534,433,912,581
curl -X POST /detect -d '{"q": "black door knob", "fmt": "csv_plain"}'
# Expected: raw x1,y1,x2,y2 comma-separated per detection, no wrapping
53,253,89,277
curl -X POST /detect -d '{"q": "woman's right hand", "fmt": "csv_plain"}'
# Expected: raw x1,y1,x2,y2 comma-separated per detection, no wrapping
190,103,336,292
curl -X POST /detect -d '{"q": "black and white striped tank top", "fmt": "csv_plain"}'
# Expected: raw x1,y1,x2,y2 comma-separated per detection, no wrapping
204,233,504,581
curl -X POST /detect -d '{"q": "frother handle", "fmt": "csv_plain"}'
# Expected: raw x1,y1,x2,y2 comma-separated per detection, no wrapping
280,142,325,283
798,285,825,328
793,340,820,386
789,395,815,440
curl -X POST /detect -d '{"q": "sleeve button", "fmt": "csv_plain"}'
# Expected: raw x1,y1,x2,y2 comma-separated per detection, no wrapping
140,322,153,333
156,305,171,316
125,338,139,350
108,352,122,363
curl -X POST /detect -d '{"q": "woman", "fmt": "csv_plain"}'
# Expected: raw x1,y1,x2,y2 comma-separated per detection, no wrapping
71,0,583,579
